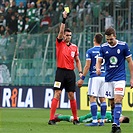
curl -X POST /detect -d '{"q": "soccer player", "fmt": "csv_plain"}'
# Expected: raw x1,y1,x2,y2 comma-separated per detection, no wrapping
48,10,82,125
54,111,130,124
96,27,133,133
77,33,107,126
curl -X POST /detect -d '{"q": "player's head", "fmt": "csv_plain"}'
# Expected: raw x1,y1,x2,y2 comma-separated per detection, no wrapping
105,27,117,46
119,116,130,123
64,28,72,43
94,33,103,44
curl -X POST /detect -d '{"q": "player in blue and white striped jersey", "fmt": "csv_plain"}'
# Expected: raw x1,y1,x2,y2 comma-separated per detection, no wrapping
96,27,133,133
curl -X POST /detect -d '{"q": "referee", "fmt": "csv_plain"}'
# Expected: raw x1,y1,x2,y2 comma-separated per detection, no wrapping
48,10,82,125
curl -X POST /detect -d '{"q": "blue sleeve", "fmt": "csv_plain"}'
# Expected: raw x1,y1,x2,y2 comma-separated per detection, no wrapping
86,49,91,60
99,47,104,58
124,43,132,57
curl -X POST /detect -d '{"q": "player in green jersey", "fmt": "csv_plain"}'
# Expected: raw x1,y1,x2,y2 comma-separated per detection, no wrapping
54,111,129,124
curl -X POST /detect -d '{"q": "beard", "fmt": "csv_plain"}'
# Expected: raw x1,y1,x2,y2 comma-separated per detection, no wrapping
108,42,114,45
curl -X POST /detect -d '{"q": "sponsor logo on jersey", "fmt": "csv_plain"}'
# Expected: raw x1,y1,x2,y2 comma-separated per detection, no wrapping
115,88,123,91
110,56,118,65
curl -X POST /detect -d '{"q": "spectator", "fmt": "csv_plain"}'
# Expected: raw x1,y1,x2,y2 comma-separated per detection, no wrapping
4,1,10,12
116,15,125,31
11,1,18,14
23,16,30,33
47,5,57,26
35,3,43,20
5,7,14,27
77,1,84,21
18,15,25,33
0,6,6,17
0,15,6,27
40,12,51,32
91,0,102,25
8,15,18,35
104,11,114,30
17,2,26,18
42,0,49,10
26,2,38,33
0,25,6,36
55,0,64,12
103,0,114,16
27,2,36,23
26,2,31,17
56,3,64,24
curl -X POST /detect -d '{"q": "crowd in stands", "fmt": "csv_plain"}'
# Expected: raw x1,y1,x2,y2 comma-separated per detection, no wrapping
0,0,132,57
0,0,82,35
0,0,131,35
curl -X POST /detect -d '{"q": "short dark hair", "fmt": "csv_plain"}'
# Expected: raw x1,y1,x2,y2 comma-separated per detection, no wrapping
95,33,103,44
64,28,72,33
122,116,130,123
105,27,116,36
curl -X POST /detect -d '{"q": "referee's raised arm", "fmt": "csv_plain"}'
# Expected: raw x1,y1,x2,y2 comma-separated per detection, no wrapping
57,11,68,40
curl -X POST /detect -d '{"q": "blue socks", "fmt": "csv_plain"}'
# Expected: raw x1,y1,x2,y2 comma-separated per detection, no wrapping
114,103,122,126
101,102,107,122
90,102,97,123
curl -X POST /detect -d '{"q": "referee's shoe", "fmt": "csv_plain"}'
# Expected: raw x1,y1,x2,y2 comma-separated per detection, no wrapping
73,119,80,125
48,120,56,125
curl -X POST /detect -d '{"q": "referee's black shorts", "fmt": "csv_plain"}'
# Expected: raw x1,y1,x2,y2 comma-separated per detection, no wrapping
53,68,76,92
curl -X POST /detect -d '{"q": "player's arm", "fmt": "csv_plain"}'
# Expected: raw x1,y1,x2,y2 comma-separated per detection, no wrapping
77,60,91,88
75,56,82,74
82,60,91,77
96,57,103,75
77,49,91,88
126,56,133,88
57,11,67,40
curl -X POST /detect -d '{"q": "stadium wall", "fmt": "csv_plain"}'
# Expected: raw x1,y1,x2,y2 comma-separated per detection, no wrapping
0,86,132,111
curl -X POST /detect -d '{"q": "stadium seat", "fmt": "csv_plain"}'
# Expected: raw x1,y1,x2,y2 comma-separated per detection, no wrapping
28,69,35,77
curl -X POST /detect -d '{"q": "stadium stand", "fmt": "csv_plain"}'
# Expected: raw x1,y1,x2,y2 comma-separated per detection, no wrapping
0,0,133,86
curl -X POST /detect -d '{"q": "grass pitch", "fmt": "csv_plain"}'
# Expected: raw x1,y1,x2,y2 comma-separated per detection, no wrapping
0,108,133,133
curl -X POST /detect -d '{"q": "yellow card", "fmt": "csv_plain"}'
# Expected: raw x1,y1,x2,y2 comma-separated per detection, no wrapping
64,7,70,13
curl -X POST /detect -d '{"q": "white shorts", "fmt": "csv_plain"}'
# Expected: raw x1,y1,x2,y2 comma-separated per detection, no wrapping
88,77,106,97
104,80,126,99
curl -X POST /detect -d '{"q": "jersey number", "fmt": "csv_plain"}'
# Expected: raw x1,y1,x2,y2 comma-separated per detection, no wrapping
105,91,111,97
95,54,105,65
